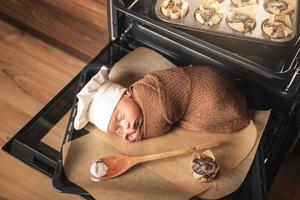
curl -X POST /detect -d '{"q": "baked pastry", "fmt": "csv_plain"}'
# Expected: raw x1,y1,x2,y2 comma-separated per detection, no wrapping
231,0,257,7
191,150,219,182
264,0,295,15
226,5,257,33
161,0,189,19
194,0,223,26
262,15,294,39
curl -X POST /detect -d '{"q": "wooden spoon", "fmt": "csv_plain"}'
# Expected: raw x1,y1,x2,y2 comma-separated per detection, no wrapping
97,141,221,179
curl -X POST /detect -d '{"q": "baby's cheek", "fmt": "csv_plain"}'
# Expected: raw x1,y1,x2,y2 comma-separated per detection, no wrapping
112,130,122,137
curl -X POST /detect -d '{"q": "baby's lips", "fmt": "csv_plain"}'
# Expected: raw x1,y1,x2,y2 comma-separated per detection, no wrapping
122,133,131,143
122,132,137,143
128,133,137,142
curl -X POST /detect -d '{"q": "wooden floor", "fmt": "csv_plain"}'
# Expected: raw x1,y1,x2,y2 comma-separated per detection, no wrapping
0,18,299,200
269,153,300,200
0,19,87,200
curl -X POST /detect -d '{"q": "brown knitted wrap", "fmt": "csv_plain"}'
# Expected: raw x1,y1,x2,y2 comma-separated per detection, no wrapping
130,66,250,140
130,74,173,140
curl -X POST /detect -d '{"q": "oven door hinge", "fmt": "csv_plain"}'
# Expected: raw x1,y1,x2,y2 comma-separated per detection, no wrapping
285,67,300,92
119,23,133,42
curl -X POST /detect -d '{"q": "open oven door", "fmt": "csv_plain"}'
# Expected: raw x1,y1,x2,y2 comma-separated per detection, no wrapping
2,0,300,199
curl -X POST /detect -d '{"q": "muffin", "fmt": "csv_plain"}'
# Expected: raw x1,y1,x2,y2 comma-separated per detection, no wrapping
194,0,223,26
262,14,294,39
226,5,257,33
191,150,219,182
264,0,295,15
161,0,189,19
231,0,257,7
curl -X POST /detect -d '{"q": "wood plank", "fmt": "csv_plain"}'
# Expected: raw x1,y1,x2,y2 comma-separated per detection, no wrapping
0,0,108,59
0,19,84,200
0,151,80,200
41,112,72,151
269,154,300,200
43,0,107,28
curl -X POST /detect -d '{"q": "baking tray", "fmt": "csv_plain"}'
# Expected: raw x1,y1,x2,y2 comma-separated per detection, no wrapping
154,0,297,44
53,64,267,200
120,0,300,63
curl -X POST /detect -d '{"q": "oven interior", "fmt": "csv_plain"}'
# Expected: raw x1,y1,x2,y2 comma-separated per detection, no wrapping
119,0,300,72
112,0,300,98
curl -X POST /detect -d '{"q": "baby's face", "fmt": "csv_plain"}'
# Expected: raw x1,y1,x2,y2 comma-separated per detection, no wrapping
108,90,143,142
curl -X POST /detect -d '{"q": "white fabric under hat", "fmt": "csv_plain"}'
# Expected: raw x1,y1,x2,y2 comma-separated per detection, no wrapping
73,66,126,132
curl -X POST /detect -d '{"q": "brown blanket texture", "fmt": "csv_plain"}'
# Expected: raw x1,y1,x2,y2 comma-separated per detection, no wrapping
130,66,250,140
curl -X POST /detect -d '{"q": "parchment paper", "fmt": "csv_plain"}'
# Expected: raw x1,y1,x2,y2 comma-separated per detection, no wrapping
62,110,270,200
62,47,271,199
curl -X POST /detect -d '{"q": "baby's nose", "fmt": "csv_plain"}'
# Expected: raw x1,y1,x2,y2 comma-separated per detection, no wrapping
124,121,130,129
122,126,136,135
121,120,131,129
123,128,136,134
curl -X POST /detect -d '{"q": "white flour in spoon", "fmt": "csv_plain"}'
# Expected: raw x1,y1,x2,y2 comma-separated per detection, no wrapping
90,160,108,182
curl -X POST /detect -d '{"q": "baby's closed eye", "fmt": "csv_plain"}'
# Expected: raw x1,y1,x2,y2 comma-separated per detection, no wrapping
116,112,123,121
116,126,123,135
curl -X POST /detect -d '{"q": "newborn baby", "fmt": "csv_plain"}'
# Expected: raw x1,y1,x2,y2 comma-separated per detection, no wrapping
74,66,250,142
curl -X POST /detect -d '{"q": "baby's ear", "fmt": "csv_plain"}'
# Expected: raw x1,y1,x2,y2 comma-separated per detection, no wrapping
124,89,132,97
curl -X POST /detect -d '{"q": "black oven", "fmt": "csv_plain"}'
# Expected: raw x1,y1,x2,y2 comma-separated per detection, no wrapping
2,0,300,199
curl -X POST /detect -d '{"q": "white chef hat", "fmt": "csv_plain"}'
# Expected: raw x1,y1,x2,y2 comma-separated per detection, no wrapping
73,66,126,132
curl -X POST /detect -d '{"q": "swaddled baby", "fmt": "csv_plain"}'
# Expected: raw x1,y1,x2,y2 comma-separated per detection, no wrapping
74,66,250,142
